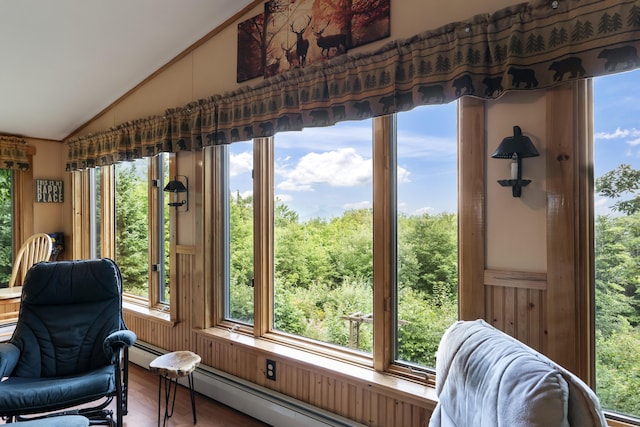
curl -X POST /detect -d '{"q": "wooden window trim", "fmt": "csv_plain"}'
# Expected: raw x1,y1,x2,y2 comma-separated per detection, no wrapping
458,97,486,321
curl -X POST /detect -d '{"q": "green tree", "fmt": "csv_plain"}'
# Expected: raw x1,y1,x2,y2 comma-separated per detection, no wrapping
229,191,254,322
115,162,149,297
398,212,458,303
595,165,640,416
596,164,640,215
0,169,12,287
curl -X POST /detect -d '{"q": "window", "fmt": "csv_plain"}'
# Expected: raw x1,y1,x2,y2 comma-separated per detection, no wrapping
395,103,458,369
225,141,255,324
112,153,170,307
594,68,640,420
0,169,12,286
272,121,374,351
221,104,458,369
89,167,102,259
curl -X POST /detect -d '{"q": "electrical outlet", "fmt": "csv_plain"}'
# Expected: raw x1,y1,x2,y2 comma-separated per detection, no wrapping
266,359,276,381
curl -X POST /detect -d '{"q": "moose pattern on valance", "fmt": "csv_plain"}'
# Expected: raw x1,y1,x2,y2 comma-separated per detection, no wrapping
66,0,640,171
0,136,31,171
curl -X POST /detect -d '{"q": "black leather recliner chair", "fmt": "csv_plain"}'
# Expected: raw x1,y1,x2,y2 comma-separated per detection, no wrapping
0,259,137,427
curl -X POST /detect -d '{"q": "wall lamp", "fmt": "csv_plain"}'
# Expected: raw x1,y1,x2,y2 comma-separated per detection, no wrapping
163,175,188,211
491,125,539,197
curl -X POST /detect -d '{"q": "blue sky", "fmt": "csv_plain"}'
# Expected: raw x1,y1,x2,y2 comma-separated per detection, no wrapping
228,68,639,221
594,68,640,215
229,103,457,221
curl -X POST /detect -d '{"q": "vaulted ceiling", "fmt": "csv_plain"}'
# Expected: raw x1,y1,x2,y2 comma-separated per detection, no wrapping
0,0,254,141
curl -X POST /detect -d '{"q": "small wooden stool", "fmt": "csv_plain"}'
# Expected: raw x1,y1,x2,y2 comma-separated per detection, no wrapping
149,351,201,427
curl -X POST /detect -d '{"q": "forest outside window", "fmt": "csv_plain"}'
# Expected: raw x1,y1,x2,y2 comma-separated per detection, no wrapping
220,105,459,369
394,103,458,370
113,153,170,308
593,68,640,421
0,169,13,287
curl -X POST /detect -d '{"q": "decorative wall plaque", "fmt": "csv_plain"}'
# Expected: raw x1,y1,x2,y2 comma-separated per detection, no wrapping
35,179,64,203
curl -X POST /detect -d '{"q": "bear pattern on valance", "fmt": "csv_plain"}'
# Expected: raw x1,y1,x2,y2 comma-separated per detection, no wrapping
0,136,31,171
66,0,640,171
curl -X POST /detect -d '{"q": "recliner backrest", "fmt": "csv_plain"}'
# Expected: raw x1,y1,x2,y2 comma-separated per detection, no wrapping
10,259,124,378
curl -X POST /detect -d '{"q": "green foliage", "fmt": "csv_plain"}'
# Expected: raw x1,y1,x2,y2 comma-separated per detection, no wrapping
397,287,458,367
229,191,254,322
594,195,640,416
230,196,458,366
0,170,12,286
596,320,640,416
398,212,458,303
596,164,640,215
115,162,150,298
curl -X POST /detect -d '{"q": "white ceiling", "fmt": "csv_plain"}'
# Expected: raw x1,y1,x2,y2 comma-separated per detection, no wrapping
0,0,254,141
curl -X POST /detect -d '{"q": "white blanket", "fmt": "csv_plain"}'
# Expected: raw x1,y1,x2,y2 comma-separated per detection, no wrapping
429,320,607,427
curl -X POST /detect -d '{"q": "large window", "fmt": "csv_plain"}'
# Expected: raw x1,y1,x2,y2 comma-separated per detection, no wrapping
222,105,458,368
594,68,640,420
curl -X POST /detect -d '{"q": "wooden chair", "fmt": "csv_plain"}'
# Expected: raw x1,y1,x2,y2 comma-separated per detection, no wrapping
8,233,53,288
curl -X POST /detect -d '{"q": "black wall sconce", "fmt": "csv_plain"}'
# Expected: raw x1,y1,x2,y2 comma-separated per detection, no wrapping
163,175,188,211
491,126,539,197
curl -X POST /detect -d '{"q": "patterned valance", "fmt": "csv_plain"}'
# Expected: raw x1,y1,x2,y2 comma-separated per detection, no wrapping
0,136,30,171
66,0,640,171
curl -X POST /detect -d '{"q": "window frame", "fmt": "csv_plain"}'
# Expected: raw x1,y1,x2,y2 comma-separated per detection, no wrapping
71,153,175,320
209,108,469,378
0,149,35,326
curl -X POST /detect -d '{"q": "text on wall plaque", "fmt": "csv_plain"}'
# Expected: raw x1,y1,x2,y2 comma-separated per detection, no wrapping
36,179,64,203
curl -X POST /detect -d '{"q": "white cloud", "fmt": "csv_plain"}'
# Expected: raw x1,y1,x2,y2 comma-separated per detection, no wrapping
277,147,372,192
397,166,411,183
229,151,252,177
627,138,640,147
595,127,640,142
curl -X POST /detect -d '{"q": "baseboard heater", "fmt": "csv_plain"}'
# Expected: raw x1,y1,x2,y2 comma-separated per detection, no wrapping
130,341,365,427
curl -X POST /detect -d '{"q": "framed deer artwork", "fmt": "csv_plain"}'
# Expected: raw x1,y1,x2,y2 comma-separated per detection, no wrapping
237,0,390,82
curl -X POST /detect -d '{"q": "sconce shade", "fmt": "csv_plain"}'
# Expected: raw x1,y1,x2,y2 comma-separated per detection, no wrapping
163,175,189,210
163,179,187,193
491,126,539,159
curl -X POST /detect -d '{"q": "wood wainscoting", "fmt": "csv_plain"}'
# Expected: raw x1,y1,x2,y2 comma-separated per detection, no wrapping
484,269,546,352
123,247,435,427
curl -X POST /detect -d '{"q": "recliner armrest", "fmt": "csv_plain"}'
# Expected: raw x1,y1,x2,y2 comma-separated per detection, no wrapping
0,343,20,377
103,330,137,362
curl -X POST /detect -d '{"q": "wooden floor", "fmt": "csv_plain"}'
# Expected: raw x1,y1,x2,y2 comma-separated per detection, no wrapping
1,363,270,427
123,363,271,427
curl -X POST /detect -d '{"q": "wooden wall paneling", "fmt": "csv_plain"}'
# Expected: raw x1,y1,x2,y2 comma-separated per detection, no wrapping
483,269,546,349
458,97,486,321
503,286,515,336
193,332,432,427
529,289,543,351
123,250,195,352
545,82,579,373
516,289,529,339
